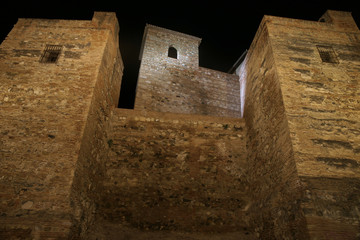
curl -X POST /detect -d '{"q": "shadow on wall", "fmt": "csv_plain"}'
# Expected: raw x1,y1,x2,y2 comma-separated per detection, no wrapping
118,61,140,109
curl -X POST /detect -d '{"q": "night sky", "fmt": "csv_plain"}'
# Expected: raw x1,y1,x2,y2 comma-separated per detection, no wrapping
1,1,359,108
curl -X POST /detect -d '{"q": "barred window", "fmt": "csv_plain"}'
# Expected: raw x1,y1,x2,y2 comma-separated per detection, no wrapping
316,45,338,64
40,45,62,63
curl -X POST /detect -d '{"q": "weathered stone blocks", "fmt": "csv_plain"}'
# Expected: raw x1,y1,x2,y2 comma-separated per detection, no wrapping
135,24,241,118
1,9,359,240
0,12,123,238
240,9,360,239
96,109,249,233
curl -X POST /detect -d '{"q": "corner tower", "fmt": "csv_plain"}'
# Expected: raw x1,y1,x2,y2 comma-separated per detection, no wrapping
0,12,123,238
135,24,241,117
239,10,360,239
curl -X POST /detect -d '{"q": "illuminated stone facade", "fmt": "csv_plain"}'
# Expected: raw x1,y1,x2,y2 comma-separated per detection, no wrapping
0,12,123,238
0,10,359,240
239,10,360,239
135,24,241,118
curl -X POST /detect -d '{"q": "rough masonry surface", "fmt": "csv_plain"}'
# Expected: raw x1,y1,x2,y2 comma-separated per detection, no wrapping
0,9,359,240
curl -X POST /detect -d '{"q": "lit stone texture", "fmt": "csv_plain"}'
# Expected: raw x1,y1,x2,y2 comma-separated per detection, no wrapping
135,24,241,118
0,9,359,240
0,12,123,238
240,10,360,239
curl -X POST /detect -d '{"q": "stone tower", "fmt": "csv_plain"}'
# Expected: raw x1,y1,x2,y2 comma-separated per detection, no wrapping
238,10,360,239
0,12,123,238
135,24,241,118
0,9,359,240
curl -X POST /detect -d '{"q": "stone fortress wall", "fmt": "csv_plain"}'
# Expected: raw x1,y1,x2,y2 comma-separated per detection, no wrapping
0,9,359,240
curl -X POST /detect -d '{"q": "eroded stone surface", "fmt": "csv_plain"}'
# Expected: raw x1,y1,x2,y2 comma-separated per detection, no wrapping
240,10,360,239
95,109,249,233
135,24,241,118
0,12,123,238
1,9,359,240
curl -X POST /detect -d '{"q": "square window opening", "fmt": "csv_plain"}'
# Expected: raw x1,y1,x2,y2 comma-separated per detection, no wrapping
316,45,338,64
40,45,62,63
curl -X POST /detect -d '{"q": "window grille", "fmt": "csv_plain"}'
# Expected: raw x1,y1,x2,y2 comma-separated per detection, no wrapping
168,46,178,59
316,45,338,64
40,45,62,63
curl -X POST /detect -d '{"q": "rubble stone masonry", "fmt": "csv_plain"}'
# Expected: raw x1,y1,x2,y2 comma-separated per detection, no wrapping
95,109,250,236
135,24,241,118
269,10,360,239
0,9,359,240
239,19,308,239
0,12,123,238
240,10,360,239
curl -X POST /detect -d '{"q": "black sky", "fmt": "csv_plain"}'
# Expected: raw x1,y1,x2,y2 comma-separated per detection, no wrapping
1,1,359,108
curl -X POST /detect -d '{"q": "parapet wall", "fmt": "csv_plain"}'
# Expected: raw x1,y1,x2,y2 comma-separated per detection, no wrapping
96,108,250,233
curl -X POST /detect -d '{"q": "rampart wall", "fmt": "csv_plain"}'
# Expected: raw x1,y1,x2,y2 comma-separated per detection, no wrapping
97,108,250,233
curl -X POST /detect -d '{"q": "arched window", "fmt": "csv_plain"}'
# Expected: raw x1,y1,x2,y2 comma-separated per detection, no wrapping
168,46,177,59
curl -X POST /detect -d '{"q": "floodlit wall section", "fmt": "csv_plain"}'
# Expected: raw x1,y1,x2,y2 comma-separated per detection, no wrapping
135,24,241,118
267,10,360,239
0,12,123,238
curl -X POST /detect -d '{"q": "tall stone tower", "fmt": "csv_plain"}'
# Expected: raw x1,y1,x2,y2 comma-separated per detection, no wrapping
0,12,123,238
239,10,360,239
135,24,241,118
0,9,359,240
